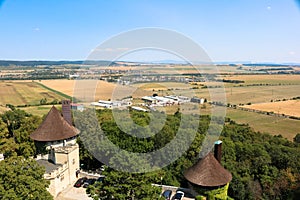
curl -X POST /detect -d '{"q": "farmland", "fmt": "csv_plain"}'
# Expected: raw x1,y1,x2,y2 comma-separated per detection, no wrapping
242,100,300,118
40,79,150,101
0,71,299,141
0,81,67,106
225,108,300,141
221,74,300,85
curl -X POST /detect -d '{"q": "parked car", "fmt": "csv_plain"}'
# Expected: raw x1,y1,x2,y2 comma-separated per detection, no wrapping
74,177,87,187
83,178,96,188
96,176,105,182
173,191,184,200
162,190,172,200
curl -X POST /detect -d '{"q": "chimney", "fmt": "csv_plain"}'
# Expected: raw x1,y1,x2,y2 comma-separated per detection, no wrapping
214,140,222,163
62,99,72,125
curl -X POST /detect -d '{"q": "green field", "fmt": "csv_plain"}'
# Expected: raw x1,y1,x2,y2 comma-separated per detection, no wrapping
0,81,68,106
161,104,299,141
19,105,55,116
226,108,300,141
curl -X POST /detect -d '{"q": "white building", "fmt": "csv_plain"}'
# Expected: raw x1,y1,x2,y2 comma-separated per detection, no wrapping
91,99,132,109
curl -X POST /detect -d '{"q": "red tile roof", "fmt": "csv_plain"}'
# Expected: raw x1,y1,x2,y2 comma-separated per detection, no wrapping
30,106,79,141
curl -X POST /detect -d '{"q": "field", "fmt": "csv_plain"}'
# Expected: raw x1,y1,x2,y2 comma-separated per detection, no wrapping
221,74,300,85
226,108,300,141
0,81,68,106
92,64,251,74
190,74,300,105
1,76,299,141
20,105,55,116
242,100,300,117
39,80,75,96
40,79,150,101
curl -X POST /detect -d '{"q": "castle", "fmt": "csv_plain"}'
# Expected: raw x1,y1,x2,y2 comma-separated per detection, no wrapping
30,100,80,197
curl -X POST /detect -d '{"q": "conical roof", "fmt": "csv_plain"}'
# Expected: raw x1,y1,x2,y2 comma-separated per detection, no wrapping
30,106,79,142
184,153,232,187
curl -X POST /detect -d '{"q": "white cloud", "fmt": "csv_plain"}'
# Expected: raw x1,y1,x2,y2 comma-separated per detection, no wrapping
289,51,295,55
33,27,40,32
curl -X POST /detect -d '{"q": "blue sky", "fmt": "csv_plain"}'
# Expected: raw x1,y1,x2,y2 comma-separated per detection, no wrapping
0,0,300,63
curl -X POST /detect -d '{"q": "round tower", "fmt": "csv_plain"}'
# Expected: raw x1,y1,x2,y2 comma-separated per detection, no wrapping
184,141,232,199
30,105,79,150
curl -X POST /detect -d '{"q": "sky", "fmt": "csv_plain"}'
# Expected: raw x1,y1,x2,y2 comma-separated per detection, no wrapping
0,0,300,63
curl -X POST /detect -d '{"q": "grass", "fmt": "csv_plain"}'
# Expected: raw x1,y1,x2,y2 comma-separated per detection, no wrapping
0,81,67,106
161,104,299,140
19,105,54,117
226,108,300,141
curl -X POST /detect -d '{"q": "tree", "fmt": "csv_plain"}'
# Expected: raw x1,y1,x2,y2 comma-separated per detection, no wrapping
0,156,53,200
86,147,163,199
75,108,300,200
293,133,300,144
0,109,41,158
87,169,163,200
40,98,47,105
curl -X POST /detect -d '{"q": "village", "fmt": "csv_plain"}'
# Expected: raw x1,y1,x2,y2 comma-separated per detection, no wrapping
91,95,205,111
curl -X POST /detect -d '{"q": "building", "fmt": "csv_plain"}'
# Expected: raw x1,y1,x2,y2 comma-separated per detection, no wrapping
142,95,176,106
30,100,80,197
131,106,148,112
165,95,190,103
191,97,205,104
142,96,157,105
184,141,232,198
71,103,84,111
91,99,132,109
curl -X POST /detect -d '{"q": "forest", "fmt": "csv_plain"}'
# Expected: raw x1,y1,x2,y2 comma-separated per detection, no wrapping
75,109,300,200
0,107,52,199
0,107,299,199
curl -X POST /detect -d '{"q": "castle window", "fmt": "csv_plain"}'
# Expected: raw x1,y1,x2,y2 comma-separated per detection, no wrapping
72,158,75,165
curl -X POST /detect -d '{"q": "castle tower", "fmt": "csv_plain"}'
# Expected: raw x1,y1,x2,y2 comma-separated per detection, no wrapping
30,106,79,149
30,104,80,197
184,141,232,199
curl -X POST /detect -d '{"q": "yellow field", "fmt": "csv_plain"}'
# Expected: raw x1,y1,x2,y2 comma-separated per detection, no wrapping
134,82,189,91
242,100,300,118
40,79,150,101
40,80,75,96
221,74,300,85
0,81,66,106
191,84,300,105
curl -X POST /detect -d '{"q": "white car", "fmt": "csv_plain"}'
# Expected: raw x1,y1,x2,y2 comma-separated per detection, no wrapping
173,191,184,200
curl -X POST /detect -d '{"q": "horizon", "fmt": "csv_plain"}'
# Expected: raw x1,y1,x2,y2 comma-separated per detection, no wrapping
1,59,300,65
0,0,300,63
